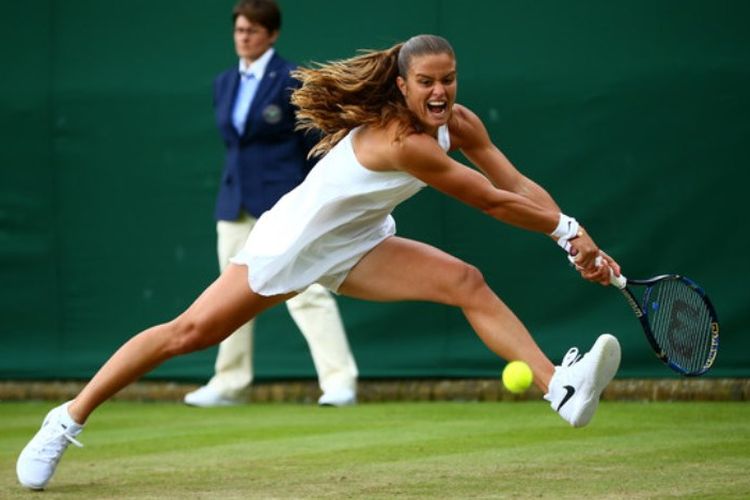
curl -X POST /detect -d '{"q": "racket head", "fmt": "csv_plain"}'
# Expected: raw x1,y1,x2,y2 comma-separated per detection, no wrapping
636,275,720,376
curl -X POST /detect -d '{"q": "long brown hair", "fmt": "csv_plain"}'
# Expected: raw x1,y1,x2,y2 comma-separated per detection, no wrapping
292,34,455,157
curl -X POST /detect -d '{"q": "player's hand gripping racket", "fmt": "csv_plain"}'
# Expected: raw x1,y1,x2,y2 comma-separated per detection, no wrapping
571,256,720,376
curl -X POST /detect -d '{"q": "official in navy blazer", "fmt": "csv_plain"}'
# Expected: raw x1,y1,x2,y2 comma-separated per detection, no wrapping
212,38,315,221
185,0,358,408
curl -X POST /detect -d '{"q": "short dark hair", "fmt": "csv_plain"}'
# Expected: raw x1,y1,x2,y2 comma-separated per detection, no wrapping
232,0,281,33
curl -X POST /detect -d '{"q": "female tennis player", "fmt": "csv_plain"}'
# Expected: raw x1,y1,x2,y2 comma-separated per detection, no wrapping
17,34,622,490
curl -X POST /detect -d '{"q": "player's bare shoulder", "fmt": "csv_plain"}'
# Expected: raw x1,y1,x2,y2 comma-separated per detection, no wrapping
355,122,443,172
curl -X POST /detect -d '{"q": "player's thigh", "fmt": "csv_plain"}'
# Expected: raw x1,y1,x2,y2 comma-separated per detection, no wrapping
177,264,293,346
338,236,484,305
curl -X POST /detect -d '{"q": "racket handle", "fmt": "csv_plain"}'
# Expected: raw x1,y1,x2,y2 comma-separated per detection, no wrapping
568,254,628,289
609,268,627,289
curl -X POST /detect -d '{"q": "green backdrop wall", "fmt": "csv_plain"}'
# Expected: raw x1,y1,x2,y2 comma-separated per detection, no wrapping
1,0,748,381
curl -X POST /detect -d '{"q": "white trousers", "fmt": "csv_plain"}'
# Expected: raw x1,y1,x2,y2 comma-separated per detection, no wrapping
206,211,358,399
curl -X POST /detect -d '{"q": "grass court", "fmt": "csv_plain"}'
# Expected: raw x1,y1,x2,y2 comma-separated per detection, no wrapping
2,400,748,498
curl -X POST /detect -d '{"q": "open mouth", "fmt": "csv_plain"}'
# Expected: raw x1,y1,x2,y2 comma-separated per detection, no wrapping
426,100,448,116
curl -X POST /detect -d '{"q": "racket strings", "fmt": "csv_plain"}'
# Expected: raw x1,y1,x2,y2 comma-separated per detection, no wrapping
644,279,714,374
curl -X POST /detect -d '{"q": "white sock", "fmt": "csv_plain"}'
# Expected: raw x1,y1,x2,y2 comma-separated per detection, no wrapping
60,401,84,429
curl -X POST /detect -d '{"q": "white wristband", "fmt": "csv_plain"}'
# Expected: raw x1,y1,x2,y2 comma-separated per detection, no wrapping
550,213,580,253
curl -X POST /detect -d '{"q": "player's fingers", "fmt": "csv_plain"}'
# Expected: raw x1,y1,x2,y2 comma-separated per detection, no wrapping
574,243,599,269
597,264,613,285
581,263,610,285
598,250,622,276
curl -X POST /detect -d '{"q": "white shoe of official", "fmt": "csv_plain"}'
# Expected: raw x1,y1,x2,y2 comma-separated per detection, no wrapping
183,385,243,407
17,402,84,490
544,334,621,428
318,387,357,407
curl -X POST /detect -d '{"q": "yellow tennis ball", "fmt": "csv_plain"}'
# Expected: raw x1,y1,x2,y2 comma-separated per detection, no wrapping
502,361,533,394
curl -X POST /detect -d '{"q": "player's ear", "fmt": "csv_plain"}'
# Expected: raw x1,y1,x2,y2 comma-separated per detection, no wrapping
396,75,407,97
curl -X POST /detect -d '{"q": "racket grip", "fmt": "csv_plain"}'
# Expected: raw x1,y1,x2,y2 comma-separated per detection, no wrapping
609,268,627,289
568,254,627,289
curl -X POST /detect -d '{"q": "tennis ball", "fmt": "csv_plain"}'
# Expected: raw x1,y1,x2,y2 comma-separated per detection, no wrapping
502,361,533,394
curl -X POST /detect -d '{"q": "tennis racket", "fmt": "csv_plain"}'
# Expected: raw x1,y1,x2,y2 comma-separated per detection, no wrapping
571,256,720,376
611,269,720,375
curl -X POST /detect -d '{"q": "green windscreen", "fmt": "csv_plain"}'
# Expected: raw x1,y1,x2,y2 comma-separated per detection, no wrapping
1,0,747,381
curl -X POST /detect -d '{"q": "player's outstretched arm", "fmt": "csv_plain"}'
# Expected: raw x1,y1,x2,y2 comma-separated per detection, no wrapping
448,104,619,279
448,105,558,210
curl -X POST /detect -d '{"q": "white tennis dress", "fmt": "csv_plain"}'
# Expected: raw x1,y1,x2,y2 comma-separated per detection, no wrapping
231,125,451,295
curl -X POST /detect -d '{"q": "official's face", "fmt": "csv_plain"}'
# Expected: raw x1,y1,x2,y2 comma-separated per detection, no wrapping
233,15,278,64
396,53,457,135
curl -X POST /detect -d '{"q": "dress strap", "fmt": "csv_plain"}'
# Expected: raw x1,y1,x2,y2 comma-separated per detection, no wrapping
437,125,451,152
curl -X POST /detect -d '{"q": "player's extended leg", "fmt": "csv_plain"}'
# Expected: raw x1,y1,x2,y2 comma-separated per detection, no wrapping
70,264,291,423
339,236,555,391
17,264,291,490
339,236,620,428
185,214,259,406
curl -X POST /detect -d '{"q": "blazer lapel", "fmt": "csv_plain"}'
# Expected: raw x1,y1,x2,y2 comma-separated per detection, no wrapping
243,54,283,137
220,70,242,139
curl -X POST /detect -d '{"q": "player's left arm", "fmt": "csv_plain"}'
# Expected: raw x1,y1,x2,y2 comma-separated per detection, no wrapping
450,104,560,213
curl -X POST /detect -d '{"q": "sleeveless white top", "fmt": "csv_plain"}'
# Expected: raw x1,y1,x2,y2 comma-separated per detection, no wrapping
231,125,451,295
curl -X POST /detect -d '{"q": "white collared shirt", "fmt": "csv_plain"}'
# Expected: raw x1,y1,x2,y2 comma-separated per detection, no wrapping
238,47,275,81
233,48,275,134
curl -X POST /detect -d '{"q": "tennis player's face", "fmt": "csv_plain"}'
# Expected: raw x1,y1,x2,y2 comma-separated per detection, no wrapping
397,53,457,134
233,15,278,64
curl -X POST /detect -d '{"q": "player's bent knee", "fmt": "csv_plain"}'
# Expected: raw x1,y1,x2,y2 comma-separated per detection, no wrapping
164,316,214,356
447,263,487,305
463,264,487,293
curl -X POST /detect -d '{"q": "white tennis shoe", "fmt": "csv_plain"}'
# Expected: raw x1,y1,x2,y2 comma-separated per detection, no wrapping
318,387,357,407
545,334,621,428
183,385,244,407
17,401,84,490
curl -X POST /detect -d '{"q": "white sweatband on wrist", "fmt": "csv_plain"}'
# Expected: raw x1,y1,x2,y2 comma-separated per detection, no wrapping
550,213,580,253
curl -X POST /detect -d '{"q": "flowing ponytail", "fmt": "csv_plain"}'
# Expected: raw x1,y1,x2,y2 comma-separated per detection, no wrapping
293,34,455,157
292,43,414,157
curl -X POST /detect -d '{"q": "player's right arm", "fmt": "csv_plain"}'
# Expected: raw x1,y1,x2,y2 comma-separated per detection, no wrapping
393,131,561,236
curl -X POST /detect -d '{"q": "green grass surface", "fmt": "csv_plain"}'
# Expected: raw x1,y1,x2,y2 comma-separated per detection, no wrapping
2,401,748,499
